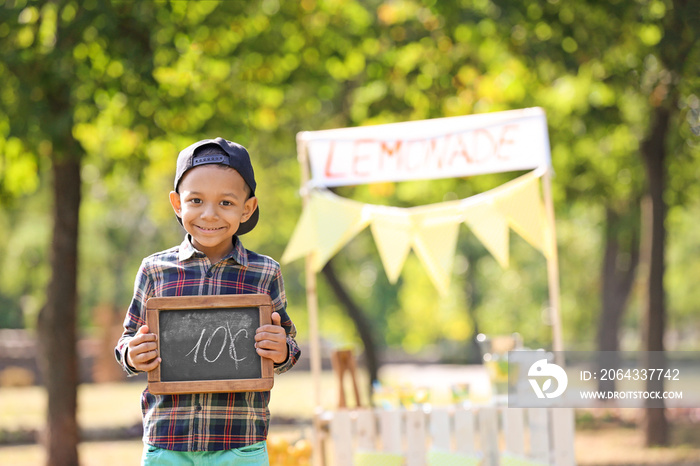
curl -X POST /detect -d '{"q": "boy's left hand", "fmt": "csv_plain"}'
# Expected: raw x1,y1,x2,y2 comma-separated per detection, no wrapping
255,312,288,364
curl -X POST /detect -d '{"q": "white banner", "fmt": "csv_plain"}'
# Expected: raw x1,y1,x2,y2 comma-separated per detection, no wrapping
300,107,551,187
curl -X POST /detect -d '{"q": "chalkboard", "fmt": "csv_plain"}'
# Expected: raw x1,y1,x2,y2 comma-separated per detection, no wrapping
146,294,274,394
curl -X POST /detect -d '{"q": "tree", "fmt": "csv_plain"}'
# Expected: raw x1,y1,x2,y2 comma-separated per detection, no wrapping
637,0,697,445
322,259,380,387
597,204,640,393
2,3,89,462
1,2,158,463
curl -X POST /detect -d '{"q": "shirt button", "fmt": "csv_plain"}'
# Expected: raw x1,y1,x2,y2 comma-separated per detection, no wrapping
195,403,202,412
205,270,213,278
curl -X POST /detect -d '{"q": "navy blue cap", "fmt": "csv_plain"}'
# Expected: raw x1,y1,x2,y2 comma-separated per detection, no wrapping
174,137,258,235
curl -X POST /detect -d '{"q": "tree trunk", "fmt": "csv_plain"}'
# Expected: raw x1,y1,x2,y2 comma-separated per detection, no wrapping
636,0,696,447
640,104,671,447
38,150,82,466
596,206,639,393
321,259,380,391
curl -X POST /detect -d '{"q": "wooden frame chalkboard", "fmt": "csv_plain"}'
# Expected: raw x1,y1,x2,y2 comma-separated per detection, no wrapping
146,294,274,394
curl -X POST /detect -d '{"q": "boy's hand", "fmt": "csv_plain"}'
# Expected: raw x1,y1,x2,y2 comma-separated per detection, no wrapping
255,312,288,364
127,325,161,372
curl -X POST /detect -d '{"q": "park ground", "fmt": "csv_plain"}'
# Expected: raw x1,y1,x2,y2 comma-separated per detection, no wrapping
1,365,699,465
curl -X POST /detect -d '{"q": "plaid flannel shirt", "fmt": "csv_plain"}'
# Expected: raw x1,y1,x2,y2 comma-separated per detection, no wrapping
115,235,300,451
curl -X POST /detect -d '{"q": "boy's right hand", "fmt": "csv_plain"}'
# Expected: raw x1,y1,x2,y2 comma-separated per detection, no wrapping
127,325,161,372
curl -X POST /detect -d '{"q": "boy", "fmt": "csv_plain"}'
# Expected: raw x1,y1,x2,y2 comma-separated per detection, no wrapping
115,137,301,465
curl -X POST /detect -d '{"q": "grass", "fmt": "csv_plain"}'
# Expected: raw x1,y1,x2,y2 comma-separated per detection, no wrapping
574,424,700,465
1,368,700,465
0,440,144,466
2,429,699,466
0,371,351,466
0,371,356,433
0,383,144,434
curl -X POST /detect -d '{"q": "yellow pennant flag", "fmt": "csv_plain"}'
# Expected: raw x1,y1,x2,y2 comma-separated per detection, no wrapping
370,203,463,294
408,205,463,295
312,192,372,269
494,174,548,256
411,216,461,296
463,201,510,268
370,209,413,284
281,195,321,265
282,191,372,271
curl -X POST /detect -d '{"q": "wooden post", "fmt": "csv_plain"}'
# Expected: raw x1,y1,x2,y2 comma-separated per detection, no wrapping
297,133,325,466
541,169,564,356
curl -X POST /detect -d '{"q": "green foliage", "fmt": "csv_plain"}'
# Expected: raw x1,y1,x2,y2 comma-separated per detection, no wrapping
0,0,698,354
0,179,51,328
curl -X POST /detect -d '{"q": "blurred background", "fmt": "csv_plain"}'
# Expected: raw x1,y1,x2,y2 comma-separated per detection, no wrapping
0,0,698,464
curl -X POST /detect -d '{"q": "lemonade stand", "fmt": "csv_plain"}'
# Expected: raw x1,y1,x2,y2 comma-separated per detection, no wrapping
282,108,572,465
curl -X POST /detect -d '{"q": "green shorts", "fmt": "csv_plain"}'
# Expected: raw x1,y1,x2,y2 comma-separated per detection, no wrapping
141,441,268,466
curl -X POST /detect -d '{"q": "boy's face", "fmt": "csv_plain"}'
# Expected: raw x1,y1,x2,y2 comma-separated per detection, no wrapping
169,164,258,263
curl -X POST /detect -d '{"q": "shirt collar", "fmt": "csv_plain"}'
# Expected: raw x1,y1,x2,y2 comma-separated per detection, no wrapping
178,235,249,267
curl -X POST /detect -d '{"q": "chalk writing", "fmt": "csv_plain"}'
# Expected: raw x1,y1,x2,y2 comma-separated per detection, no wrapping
185,321,249,370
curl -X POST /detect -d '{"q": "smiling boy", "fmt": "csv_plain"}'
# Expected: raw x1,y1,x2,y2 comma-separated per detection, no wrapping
170,157,257,265
115,138,300,465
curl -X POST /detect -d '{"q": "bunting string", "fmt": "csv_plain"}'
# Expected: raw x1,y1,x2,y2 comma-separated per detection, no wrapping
282,169,553,295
